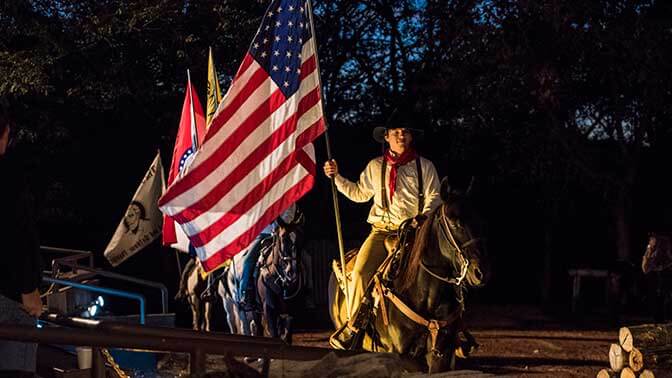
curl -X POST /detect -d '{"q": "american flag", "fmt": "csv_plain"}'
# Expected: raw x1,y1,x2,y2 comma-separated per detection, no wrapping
158,0,325,272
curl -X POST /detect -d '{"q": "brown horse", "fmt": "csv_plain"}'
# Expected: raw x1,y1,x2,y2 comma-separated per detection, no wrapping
328,179,489,373
175,257,213,331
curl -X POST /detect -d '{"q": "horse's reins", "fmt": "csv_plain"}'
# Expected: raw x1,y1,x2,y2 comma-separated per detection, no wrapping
375,279,462,357
262,217,304,300
374,205,476,356
419,204,473,287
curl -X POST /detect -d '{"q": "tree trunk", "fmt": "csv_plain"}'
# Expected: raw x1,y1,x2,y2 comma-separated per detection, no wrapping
620,324,672,370
614,186,632,262
541,221,553,305
642,348,672,369
620,324,672,353
629,347,643,372
620,367,636,378
639,369,655,378
610,343,627,372
597,368,618,378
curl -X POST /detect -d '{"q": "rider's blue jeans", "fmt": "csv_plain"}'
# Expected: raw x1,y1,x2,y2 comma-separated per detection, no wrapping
239,233,271,299
0,294,37,373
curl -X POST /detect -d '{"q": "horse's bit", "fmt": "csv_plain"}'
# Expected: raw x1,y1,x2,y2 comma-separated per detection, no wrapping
419,205,477,288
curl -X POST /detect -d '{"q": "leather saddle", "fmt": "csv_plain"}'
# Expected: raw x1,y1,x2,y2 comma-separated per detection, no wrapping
332,235,401,293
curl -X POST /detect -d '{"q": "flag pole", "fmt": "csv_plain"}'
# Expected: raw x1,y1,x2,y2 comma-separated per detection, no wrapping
306,0,351,320
186,69,199,150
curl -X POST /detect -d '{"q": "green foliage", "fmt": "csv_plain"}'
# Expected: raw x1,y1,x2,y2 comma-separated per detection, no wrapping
2,0,672,265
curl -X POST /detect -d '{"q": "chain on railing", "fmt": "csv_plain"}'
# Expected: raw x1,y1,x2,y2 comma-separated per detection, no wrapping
101,348,129,378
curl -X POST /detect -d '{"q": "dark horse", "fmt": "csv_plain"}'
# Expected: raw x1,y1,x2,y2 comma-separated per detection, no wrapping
329,178,489,373
256,209,305,343
217,207,305,343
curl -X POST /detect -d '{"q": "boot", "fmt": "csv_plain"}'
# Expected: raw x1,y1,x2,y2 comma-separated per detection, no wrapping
329,297,372,350
329,323,363,350
200,288,216,303
239,287,257,311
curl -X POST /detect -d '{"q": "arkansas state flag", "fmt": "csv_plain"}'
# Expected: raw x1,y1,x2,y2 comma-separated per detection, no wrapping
162,71,206,250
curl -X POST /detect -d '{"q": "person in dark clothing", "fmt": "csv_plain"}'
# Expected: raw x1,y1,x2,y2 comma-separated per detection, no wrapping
0,110,43,374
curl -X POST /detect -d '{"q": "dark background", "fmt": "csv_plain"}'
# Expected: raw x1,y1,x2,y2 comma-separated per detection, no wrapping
2,0,672,327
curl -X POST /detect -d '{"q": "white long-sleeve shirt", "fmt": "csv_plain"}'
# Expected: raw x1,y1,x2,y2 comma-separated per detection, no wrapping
334,156,442,229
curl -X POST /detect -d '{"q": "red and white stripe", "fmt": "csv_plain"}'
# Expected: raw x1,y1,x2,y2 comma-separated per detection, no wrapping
159,40,324,272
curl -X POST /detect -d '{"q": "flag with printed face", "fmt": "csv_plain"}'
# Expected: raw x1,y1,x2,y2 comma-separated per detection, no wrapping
159,0,325,272
206,47,223,129
104,152,165,267
162,72,207,251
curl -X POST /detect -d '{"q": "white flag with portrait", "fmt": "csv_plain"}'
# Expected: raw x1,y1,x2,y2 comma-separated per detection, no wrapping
104,152,165,267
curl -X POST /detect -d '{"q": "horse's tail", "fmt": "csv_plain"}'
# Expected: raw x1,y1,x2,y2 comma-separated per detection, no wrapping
397,206,439,293
175,258,196,300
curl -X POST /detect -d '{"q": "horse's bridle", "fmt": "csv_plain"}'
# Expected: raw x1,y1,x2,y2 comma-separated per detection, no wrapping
419,204,478,288
261,230,303,300
374,205,481,358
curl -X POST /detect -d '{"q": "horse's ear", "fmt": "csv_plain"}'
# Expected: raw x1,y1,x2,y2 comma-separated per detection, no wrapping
440,177,451,203
466,176,475,196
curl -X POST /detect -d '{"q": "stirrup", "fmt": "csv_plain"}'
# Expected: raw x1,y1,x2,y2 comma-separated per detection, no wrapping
200,289,216,303
239,290,257,311
329,323,361,350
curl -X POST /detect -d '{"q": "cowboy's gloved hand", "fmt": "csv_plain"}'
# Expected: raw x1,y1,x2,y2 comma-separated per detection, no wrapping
323,159,338,178
411,214,427,228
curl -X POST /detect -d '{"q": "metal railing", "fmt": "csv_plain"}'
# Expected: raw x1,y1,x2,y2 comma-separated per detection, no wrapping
43,277,146,324
41,245,94,269
0,319,363,376
41,246,169,314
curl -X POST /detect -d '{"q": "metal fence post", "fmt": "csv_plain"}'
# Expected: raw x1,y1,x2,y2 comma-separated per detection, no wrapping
92,347,105,378
190,348,206,376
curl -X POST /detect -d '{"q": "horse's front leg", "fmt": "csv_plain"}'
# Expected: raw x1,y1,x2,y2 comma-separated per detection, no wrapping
279,313,292,344
261,287,279,339
264,303,279,339
189,295,201,331
204,301,212,332
425,329,457,373
239,309,252,336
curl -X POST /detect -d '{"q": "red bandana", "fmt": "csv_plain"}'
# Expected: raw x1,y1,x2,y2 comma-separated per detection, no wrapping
384,148,417,203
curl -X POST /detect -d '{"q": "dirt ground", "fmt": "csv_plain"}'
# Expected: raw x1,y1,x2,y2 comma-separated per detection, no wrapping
289,329,611,377
285,304,670,377
156,304,672,377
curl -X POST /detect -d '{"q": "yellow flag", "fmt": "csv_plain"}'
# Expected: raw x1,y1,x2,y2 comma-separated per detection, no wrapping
206,47,222,129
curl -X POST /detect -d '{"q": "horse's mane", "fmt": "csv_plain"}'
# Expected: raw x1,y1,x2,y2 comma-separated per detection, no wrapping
396,205,440,293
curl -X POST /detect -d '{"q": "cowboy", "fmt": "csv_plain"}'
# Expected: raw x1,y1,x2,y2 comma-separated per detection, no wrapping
323,110,442,349
0,107,43,374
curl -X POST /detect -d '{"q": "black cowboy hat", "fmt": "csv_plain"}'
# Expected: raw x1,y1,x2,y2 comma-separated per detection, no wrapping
372,108,426,143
